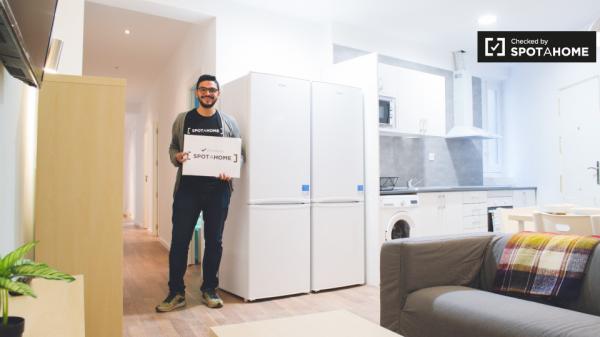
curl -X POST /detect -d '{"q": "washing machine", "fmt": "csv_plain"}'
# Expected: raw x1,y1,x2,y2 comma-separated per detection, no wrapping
373,194,419,285
379,194,420,244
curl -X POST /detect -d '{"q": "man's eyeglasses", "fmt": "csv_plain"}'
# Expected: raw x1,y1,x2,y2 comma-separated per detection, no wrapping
197,87,219,94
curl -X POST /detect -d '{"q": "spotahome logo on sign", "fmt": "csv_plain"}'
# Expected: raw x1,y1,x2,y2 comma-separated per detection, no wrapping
478,31,596,62
485,37,506,57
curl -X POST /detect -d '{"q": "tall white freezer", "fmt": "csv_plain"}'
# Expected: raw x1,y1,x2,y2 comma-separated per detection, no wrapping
219,73,311,301
310,82,365,291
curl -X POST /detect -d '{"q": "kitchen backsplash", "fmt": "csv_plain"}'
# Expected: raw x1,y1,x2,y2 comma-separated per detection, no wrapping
380,136,483,187
379,136,425,185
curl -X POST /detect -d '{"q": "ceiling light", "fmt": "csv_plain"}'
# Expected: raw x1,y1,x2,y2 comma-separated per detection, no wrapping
478,15,497,26
124,29,131,35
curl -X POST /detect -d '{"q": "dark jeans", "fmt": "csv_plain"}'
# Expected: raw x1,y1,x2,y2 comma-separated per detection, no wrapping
168,180,231,294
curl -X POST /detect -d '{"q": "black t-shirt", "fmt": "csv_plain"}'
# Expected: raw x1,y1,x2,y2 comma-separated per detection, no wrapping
182,109,223,190
184,108,223,137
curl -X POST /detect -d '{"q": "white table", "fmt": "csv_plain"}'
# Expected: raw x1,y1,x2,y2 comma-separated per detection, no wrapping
507,213,534,231
505,206,600,232
210,310,401,337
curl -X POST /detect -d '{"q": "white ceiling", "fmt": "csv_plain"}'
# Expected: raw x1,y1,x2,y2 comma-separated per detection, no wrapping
227,0,600,50
82,2,200,111
82,0,600,111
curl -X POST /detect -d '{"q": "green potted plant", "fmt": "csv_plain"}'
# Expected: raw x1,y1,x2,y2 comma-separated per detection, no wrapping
0,241,74,337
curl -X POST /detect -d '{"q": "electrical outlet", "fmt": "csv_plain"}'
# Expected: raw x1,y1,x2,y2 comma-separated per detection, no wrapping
428,152,435,161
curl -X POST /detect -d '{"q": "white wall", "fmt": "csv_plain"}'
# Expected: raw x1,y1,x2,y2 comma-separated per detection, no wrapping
51,0,85,75
215,6,331,84
0,0,84,254
503,58,600,205
0,69,37,255
143,19,216,247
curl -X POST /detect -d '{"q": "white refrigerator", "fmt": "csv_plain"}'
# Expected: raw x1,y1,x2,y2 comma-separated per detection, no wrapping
219,73,311,301
310,82,365,291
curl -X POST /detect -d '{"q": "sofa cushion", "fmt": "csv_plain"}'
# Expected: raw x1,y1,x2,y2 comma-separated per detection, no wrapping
480,235,600,316
400,286,600,337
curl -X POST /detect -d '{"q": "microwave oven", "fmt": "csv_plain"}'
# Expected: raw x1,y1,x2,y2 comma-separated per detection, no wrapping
379,96,396,128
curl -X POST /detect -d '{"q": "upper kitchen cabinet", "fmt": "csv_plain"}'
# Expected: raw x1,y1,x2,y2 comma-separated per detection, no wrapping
512,189,537,207
378,63,446,137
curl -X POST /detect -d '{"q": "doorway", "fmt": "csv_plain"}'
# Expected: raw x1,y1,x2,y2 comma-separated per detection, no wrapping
559,76,600,206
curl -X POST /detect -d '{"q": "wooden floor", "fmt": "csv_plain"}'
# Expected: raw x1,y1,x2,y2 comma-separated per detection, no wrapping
123,226,380,337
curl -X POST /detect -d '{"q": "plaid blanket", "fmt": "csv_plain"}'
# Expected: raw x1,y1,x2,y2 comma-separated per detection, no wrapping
493,232,600,300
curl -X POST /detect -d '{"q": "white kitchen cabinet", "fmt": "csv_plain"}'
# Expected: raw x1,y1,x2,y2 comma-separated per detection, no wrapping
378,66,396,98
487,190,514,208
415,192,463,236
462,192,488,233
463,215,488,233
444,192,464,234
415,193,442,236
513,189,537,207
463,191,487,204
411,189,537,237
378,63,446,136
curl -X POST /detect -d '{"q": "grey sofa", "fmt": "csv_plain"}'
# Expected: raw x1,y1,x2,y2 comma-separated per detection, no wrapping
380,234,600,337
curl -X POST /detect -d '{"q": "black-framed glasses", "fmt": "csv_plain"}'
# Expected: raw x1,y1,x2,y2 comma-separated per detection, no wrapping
197,87,219,94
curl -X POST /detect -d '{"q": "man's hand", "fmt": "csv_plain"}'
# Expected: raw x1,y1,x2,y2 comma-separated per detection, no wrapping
218,173,232,181
176,152,189,164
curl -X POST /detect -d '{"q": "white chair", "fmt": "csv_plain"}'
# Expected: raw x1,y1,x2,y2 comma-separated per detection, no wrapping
499,207,538,232
532,212,600,235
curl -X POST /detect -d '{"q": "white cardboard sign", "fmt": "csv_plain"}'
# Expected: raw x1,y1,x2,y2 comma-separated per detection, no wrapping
182,135,242,178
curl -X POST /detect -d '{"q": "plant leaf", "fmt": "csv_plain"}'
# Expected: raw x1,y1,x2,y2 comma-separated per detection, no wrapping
0,241,37,277
12,265,74,282
0,277,36,298
13,259,36,267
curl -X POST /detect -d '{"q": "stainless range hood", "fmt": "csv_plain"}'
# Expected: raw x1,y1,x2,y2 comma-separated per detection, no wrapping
446,51,499,139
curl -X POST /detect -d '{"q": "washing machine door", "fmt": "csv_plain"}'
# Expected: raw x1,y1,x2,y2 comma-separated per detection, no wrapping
385,212,414,241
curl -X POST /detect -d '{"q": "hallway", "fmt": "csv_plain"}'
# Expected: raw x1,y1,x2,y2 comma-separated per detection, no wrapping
123,226,380,336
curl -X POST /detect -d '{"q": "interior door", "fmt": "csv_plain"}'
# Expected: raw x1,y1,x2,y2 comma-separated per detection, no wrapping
559,76,600,206
143,123,153,230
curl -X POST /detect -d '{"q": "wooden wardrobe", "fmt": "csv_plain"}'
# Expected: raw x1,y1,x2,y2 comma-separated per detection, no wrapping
35,74,125,337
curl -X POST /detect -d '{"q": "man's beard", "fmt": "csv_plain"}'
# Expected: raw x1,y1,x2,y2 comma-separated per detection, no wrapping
198,96,217,109
199,97,217,108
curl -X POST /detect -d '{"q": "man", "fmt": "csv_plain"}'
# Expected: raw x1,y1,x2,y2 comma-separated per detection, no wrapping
156,74,241,312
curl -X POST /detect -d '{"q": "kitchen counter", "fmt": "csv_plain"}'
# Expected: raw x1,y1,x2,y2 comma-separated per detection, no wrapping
380,186,537,195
